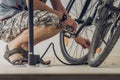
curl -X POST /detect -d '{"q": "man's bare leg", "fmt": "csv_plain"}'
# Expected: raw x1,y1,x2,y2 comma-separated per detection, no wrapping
8,25,62,62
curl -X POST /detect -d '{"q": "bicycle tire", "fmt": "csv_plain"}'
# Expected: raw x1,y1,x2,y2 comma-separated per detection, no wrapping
88,0,120,67
60,0,97,64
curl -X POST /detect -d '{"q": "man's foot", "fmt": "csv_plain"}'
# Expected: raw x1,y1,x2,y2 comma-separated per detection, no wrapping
4,44,28,65
4,44,51,65
74,36,90,49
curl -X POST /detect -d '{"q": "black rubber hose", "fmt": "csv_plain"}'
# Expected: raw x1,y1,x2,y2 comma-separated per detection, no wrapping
40,42,88,65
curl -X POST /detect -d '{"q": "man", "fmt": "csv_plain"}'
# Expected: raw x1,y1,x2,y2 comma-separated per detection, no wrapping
0,0,90,65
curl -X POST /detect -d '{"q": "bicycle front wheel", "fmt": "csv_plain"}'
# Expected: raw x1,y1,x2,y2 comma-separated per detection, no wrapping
88,0,120,67
60,0,97,64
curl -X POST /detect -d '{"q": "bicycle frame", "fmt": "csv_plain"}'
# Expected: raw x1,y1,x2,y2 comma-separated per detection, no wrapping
66,0,102,37
66,0,91,23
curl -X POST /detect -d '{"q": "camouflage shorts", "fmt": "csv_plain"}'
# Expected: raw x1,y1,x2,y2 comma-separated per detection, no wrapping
0,10,60,42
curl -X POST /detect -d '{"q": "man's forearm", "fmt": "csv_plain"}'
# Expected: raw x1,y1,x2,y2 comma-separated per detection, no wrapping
26,0,63,20
50,0,69,17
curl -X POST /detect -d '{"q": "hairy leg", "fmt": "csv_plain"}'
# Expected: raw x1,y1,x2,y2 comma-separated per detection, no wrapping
8,25,62,62
21,27,62,50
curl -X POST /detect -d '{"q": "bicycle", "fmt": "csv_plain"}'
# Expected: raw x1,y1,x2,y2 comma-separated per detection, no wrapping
87,0,120,67
59,0,101,64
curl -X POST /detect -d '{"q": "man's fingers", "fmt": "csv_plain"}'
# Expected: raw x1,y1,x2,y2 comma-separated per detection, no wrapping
82,44,90,49
86,40,90,46
82,40,90,49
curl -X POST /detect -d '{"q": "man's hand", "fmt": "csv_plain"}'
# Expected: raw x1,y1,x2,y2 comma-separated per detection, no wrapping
74,36,90,49
60,16,77,30
59,14,90,49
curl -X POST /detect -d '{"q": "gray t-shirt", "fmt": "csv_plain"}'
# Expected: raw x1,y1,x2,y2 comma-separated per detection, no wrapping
0,0,47,20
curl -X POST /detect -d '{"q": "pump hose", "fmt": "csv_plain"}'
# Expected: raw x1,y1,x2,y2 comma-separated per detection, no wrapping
40,42,88,65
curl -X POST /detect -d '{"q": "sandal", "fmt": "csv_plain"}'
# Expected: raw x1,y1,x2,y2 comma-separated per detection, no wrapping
4,45,28,65
4,45,51,65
